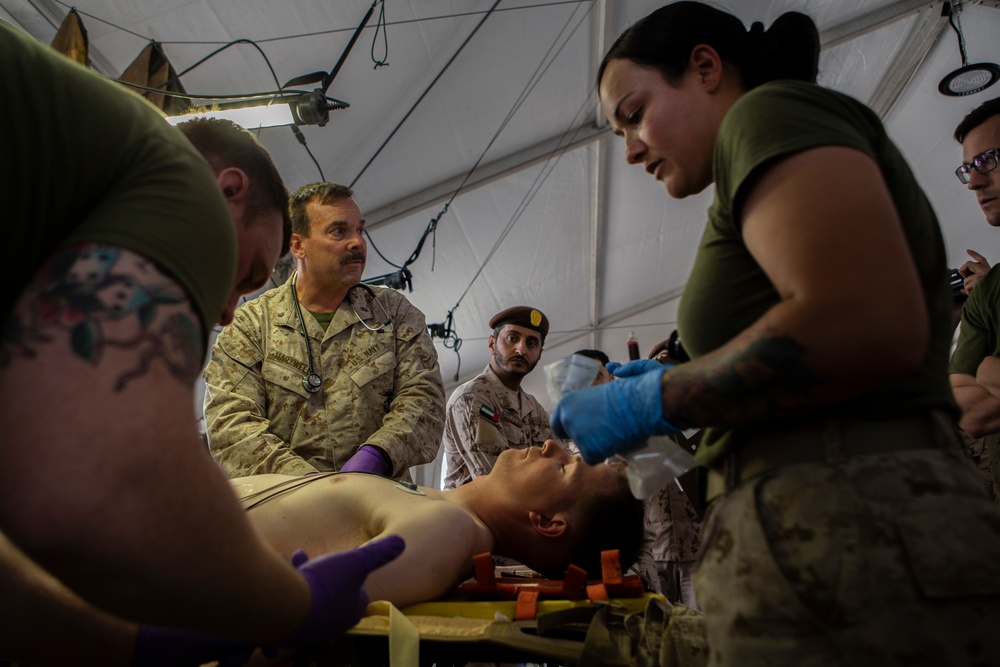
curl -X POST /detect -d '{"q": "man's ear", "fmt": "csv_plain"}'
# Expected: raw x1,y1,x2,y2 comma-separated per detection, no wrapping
487,335,496,354
528,511,568,538
216,167,250,204
289,233,306,259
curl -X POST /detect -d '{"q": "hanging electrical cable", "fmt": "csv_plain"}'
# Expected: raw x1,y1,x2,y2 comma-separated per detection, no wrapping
48,0,589,48
354,0,504,326
364,0,594,279
404,1,595,380
371,0,390,68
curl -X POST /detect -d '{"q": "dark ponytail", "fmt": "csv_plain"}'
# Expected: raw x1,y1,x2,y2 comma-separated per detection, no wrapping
598,2,819,91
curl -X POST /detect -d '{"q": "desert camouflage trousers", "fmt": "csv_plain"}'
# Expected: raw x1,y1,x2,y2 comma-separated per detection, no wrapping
695,444,1000,666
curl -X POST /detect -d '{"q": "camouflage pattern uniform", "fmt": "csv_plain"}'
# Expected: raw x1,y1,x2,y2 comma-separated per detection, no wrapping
961,432,1000,502
635,478,702,610
442,365,554,489
694,419,1000,666
203,280,444,479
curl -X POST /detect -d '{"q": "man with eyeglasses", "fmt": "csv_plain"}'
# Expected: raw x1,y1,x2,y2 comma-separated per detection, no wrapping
949,96,1000,503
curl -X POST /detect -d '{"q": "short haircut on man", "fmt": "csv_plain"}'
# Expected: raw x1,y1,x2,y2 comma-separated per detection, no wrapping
573,349,610,366
563,469,645,579
289,182,355,237
177,117,292,255
954,96,1000,143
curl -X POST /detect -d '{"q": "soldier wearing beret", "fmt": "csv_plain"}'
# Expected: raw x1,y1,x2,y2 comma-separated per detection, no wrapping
442,306,558,489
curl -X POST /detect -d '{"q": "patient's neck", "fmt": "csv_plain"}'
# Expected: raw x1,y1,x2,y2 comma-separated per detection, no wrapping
444,481,529,565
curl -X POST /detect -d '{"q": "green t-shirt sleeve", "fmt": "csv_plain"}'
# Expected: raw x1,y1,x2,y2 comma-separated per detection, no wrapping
2,20,236,337
951,267,1000,374
714,82,878,227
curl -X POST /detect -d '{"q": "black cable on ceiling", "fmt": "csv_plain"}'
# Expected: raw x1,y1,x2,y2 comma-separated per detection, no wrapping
423,0,595,298
23,0,59,29
251,1,592,46
292,126,326,181
371,0,390,68
449,18,598,312
176,38,279,81
403,1,593,380
108,80,311,101
348,0,503,189
364,0,593,280
47,0,590,46
365,233,405,270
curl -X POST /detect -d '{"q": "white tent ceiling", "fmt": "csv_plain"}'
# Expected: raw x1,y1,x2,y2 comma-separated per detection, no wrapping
5,0,1000,412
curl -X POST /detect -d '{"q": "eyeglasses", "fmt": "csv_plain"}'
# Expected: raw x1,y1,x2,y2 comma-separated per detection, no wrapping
956,148,1000,184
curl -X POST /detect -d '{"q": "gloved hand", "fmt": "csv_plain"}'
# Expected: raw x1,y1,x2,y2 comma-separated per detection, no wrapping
341,445,391,476
271,535,405,651
606,359,672,377
550,366,679,464
132,625,254,667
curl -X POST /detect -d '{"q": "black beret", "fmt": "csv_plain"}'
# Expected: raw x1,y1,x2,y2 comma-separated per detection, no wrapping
489,306,549,339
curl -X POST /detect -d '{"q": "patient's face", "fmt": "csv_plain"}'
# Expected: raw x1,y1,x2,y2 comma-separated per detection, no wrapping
493,440,619,508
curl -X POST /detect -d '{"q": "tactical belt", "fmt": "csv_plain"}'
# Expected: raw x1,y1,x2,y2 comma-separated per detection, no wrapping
706,410,959,502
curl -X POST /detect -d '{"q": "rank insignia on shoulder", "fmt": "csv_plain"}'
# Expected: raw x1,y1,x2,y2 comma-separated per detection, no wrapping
479,404,500,422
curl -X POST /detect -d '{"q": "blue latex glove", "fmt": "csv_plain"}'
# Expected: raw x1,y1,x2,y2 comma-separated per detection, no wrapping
341,445,391,476
550,367,679,464
271,535,405,650
132,625,253,667
606,359,672,378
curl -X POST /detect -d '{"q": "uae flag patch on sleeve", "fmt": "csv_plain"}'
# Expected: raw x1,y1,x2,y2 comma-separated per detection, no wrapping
479,404,500,422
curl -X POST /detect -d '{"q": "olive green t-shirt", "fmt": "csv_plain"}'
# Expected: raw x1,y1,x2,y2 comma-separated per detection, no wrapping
1,20,236,339
677,81,957,467
951,266,1000,374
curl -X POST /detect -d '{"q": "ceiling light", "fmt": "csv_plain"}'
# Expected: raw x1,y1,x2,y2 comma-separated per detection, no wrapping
165,90,348,129
939,2,999,97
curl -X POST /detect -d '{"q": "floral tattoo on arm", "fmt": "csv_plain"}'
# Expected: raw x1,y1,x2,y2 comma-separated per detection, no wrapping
1,243,205,391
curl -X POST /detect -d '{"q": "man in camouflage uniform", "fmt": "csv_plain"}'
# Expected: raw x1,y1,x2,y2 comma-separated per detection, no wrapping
204,182,444,479
442,306,555,489
635,475,702,610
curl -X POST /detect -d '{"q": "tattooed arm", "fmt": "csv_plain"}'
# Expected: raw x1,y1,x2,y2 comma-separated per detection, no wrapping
662,147,928,428
0,244,310,642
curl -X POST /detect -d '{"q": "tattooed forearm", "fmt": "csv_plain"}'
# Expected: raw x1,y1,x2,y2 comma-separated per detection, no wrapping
1,243,205,389
662,331,827,428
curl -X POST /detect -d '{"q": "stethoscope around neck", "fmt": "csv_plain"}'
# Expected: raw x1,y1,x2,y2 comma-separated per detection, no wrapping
290,272,394,394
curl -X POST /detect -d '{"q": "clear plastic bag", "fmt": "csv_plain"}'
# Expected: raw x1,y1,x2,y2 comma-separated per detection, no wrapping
621,435,699,499
544,354,603,400
544,355,701,499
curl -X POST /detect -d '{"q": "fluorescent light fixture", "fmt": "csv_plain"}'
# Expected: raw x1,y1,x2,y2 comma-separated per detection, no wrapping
165,103,295,129
165,91,348,129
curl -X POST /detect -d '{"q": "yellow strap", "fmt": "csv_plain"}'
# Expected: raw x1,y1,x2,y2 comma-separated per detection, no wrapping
367,601,419,667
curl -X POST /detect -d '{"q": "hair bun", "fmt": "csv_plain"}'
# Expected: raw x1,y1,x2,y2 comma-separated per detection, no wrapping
743,12,819,87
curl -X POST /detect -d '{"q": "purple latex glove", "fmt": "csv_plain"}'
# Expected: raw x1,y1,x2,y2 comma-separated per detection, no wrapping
132,625,253,667
606,359,672,377
271,535,406,650
340,445,391,476
550,366,679,464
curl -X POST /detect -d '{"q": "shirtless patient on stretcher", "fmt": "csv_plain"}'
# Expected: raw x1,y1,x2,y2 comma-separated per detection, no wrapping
234,440,645,609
